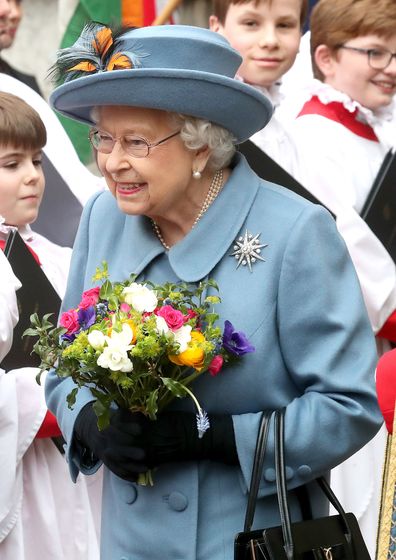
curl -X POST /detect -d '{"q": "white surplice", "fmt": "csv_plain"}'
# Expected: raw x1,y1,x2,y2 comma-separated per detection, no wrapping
0,229,102,560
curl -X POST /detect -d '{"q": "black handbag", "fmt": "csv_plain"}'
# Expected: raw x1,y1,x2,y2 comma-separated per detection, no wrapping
234,409,372,560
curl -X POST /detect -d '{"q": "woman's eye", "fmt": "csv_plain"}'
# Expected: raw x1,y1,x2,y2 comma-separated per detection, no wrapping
98,133,113,143
33,158,43,167
124,137,147,148
4,161,18,169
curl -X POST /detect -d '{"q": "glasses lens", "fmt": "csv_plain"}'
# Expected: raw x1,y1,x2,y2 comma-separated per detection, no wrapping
123,136,149,157
89,130,115,153
369,49,391,69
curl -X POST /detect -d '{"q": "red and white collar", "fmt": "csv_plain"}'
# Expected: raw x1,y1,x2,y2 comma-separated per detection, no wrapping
298,80,395,146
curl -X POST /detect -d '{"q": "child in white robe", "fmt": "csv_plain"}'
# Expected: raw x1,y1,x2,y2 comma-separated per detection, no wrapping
0,92,101,560
288,1,396,556
209,0,309,174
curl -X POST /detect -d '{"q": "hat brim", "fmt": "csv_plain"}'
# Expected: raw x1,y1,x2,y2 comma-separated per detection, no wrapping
50,68,273,144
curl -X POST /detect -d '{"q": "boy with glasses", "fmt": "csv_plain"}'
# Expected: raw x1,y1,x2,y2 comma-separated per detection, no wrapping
289,1,396,556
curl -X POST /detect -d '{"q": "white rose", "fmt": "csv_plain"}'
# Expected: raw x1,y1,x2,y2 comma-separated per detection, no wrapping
88,329,106,349
172,324,192,353
97,347,133,372
121,283,158,313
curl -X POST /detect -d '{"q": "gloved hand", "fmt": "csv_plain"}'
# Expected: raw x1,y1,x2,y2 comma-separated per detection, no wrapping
74,403,149,481
74,403,238,482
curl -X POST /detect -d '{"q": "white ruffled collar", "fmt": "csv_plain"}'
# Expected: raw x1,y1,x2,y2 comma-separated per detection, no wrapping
0,216,34,241
301,79,395,129
235,74,282,107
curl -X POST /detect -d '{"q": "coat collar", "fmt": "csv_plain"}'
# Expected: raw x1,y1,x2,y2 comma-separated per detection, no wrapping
122,153,261,282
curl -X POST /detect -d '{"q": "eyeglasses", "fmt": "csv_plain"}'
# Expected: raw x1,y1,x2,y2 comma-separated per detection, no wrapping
88,129,181,157
338,45,396,70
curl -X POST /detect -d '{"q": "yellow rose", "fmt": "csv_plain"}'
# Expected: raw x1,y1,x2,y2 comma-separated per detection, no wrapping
169,331,205,371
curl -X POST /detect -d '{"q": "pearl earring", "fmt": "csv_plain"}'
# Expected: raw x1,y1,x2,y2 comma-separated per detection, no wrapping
192,170,202,180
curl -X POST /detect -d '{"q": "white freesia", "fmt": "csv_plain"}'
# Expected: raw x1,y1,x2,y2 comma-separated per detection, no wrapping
87,329,106,349
173,324,192,353
96,324,134,372
97,347,133,372
155,315,169,335
121,282,158,312
106,323,134,347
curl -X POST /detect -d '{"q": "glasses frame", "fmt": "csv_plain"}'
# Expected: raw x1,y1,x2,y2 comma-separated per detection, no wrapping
338,44,396,70
88,129,181,158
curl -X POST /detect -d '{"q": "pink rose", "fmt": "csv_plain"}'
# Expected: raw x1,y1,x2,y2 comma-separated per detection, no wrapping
208,355,224,376
79,287,100,309
120,303,131,313
59,309,80,334
155,305,185,331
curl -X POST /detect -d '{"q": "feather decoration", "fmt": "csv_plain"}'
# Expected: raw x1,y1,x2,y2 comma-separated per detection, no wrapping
48,22,144,85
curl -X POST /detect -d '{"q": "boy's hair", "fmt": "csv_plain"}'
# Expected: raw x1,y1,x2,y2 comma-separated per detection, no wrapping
212,0,309,28
0,92,46,150
311,0,396,80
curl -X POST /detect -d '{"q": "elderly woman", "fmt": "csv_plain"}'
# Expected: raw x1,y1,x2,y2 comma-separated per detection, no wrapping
45,24,382,560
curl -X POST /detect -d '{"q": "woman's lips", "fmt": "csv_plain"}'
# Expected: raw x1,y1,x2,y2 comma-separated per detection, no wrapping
117,182,146,195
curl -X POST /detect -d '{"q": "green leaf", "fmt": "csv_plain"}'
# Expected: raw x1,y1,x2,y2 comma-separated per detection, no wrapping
161,377,189,399
23,327,40,337
66,387,78,409
100,279,113,300
93,399,111,430
146,388,159,419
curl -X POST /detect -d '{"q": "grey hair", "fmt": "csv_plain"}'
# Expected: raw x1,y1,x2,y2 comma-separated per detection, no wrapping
90,107,236,170
170,113,236,171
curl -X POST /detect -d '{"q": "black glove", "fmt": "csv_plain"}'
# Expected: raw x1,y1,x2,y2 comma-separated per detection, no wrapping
74,403,238,481
74,403,150,481
143,410,238,467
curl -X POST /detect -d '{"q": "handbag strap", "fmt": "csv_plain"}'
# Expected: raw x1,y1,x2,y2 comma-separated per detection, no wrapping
243,411,272,532
274,408,355,559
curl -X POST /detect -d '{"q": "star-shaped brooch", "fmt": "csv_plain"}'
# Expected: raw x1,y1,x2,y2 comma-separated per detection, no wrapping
230,230,268,272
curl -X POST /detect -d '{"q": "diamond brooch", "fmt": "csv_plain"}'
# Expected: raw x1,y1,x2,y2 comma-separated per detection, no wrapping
230,230,268,272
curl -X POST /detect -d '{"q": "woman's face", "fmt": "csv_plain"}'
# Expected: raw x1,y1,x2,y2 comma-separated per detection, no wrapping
95,106,202,222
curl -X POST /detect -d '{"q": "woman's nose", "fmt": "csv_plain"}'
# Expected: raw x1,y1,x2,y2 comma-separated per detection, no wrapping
104,141,131,173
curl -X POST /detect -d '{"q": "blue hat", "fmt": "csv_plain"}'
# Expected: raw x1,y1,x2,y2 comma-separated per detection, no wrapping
49,24,273,143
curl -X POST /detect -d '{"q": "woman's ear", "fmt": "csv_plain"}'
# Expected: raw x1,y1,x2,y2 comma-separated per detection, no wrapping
192,144,211,175
314,44,337,79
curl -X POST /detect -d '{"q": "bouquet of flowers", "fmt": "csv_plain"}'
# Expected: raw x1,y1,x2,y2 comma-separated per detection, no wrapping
25,262,255,442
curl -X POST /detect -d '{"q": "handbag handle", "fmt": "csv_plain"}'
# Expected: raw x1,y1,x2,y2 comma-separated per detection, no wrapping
243,411,272,532
274,408,355,559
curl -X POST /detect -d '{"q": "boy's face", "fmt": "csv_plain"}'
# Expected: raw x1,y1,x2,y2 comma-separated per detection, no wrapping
324,34,396,111
0,146,45,227
209,0,302,88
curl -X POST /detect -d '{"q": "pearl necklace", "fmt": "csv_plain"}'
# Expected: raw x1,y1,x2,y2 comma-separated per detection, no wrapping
151,169,224,250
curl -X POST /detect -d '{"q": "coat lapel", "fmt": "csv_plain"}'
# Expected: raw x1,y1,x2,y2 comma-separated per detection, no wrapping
168,154,261,281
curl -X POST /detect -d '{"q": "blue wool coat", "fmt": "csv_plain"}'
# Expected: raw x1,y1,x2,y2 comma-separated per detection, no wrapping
45,154,382,560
